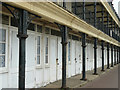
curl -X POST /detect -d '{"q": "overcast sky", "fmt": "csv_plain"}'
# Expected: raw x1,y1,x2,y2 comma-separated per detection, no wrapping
113,0,120,16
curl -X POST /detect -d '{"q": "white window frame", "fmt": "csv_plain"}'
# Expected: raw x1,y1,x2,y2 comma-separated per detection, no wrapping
0,26,8,73
44,36,50,67
67,40,71,64
36,35,41,65
35,24,43,69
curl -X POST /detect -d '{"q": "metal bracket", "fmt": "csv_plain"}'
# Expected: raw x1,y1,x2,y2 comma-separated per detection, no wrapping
55,22,70,45
54,22,64,32
2,2,20,25
2,2,41,30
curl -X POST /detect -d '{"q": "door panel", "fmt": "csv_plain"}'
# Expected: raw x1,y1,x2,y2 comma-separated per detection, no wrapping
57,37,62,80
49,36,57,82
75,41,81,74
71,40,76,76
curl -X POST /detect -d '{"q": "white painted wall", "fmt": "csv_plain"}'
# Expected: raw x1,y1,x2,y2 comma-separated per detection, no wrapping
0,25,112,89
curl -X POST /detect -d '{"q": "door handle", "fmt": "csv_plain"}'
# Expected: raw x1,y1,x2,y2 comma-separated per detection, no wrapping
75,58,76,60
75,58,77,63
56,58,59,65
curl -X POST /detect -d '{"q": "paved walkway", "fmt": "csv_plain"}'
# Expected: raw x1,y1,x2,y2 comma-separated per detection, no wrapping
41,64,119,88
81,65,118,88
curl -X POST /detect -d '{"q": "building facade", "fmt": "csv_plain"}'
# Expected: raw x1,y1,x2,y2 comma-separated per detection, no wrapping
0,0,120,89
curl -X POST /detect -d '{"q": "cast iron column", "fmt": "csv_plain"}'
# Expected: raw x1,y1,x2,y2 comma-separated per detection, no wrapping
119,47,120,63
17,10,28,90
93,1,98,75
101,5,104,32
107,43,110,69
117,47,119,64
63,0,66,8
111,45,114,67
93,38,98,75
81,33,87,80
80,0,87,81
114,46,116,65
114,22,115,39
101,41,105,71
89,11,91,23
107,12,110,36
61,26,68,88
117,26,119,41
111,18,112,37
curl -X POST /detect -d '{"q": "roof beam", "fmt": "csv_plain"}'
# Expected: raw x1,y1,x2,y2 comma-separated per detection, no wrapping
4,1,120,46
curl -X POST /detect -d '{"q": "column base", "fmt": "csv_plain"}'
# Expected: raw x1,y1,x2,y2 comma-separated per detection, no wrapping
61,86,69,89
111,65,114,67
80,78,87,81
107,67,110,69
101,70,105,72
93,73,98,75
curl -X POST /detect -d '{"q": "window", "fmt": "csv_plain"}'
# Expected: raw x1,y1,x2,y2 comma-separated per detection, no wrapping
68,34,72,39
68,42,71,61
45,37,49,64
51,29,61,37
37,36,41,64
28,23,35,31
0,14,9,25
11,17,18,27
72,35,79,41
0,29,6,67
45,27,50,34
37,25,42,33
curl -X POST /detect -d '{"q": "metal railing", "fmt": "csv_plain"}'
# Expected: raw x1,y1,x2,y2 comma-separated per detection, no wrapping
72,2,117,40
54,2,120,42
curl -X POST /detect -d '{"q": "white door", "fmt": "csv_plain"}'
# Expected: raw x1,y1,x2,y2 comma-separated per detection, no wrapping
75,41,81,74
49,36,57,82
71,40,76,76
56,37,62,80
86,43,91,71
9,29,19,88
25,31,36,88
43,36,50,86
35,34,50,87
10,28,36,88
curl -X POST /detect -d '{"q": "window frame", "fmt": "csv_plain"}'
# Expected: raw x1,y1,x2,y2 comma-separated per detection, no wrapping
36,35,41,64
35,24,43,69
44,36,49,67
0,26,8,73
35,34,42,68
67,40,71,64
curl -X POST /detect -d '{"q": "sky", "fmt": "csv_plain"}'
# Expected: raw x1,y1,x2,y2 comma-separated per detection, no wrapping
113,0,120,16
